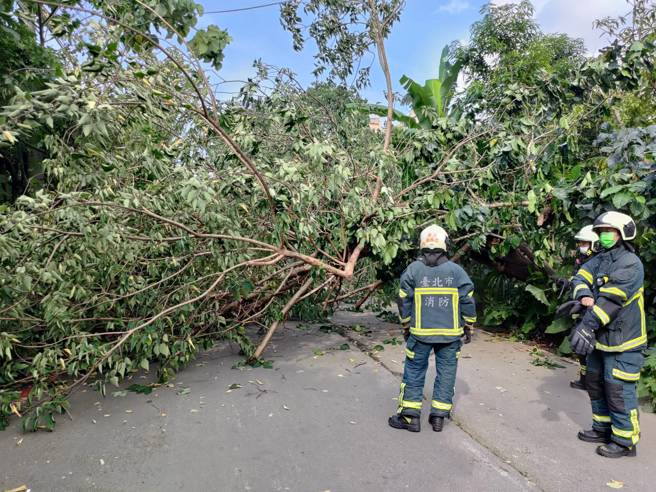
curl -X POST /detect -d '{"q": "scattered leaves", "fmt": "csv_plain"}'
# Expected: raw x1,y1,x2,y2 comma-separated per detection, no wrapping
126,384,154,395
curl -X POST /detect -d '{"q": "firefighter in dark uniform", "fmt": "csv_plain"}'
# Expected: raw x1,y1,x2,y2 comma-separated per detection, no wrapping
569,225,600,390
389,225,476,433
570,212,646,458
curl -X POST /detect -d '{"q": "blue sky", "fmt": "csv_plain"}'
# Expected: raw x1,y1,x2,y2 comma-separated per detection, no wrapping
198,0,628,104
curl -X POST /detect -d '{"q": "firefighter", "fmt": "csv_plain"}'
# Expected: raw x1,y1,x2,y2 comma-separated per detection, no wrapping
570,212,645,458
389,225,476,433
569,225,600,390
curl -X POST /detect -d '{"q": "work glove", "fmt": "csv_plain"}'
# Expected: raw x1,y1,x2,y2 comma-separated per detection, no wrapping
570,321,596,356
402,323,410,342
462,325,472,344
555,300,583,318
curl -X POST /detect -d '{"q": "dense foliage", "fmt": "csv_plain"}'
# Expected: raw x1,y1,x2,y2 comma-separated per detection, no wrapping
0,0,655,430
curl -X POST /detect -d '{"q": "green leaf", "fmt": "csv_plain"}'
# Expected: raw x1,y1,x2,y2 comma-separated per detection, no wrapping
600,185,624,198
159,343,170,357
527,190,537,213
612,192,632,209
558,337,572,355
189,26,231,71
545,317,570,334
525,284,549,306
127,384,153,395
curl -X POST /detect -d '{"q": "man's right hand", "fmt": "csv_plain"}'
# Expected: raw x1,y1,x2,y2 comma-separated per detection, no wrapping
402,324,410,341
462,326,472,344
570,321,596,355
580,296,595,307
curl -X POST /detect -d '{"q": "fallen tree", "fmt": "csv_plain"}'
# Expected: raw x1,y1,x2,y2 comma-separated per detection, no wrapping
1,0,655,431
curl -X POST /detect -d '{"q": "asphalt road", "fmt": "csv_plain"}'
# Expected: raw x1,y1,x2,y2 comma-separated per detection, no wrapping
1,322,532,492
334,311,656,492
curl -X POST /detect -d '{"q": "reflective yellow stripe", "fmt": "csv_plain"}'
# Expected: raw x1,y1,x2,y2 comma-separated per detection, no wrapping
431,400,453,411
612,410,640,445
397,383,406,414
596,291,646,352
405,348,415,359
612,426,633,438
624,288,644,306
631,408,640,444
398,289,408,299
612,368,640,381
467,291,474,297
578,268,593,284
415,288,459,294
456,351,461,359
592,305,610,325
399,316,411,323
410,327,464,337
593,414,611,423
463,316,477,323
414,288,459,334
597,336,648,352
401,400,422,410
573,284,588,295
599,287,627,300
580,365,587,375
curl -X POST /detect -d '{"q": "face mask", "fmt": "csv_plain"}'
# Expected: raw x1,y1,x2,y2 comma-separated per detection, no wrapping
599,232,618,249
578,245,590,255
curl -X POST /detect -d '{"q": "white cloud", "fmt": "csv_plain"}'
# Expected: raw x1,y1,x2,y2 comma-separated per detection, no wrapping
491,0,628,54
537,0,627,54
491,0,550,14
437,0,471,14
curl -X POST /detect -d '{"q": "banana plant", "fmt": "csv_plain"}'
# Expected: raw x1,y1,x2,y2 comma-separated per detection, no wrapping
362,44,463,128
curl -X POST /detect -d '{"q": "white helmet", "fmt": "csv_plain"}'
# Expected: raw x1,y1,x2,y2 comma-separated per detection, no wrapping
420,225,448,251
592,211,637,241
574,225,599,251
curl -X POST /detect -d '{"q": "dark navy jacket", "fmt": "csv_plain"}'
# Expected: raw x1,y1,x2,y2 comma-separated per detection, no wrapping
398,259,476,343
571,244,646,352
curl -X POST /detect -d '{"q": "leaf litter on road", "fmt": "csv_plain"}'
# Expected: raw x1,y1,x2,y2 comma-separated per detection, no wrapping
226,383,242,393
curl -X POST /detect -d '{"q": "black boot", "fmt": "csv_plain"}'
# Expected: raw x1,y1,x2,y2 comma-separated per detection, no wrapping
428,415,444,432
569,377,586,390
388,414,420,432
577,429,611,443
596,442,636,458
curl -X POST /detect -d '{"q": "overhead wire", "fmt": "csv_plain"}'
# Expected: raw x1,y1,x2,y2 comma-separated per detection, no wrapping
204,1,283,14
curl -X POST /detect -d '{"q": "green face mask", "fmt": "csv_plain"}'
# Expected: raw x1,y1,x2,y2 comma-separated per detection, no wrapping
599,231,618,249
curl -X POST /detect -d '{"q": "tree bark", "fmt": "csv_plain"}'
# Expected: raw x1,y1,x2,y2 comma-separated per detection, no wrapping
251,276,314,361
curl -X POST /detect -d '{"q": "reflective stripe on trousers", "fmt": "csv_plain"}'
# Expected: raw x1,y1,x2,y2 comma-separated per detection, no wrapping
396,335,461,417
585,350,643,447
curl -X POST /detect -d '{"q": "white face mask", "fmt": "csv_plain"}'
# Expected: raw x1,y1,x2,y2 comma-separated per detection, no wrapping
579,245,590,255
